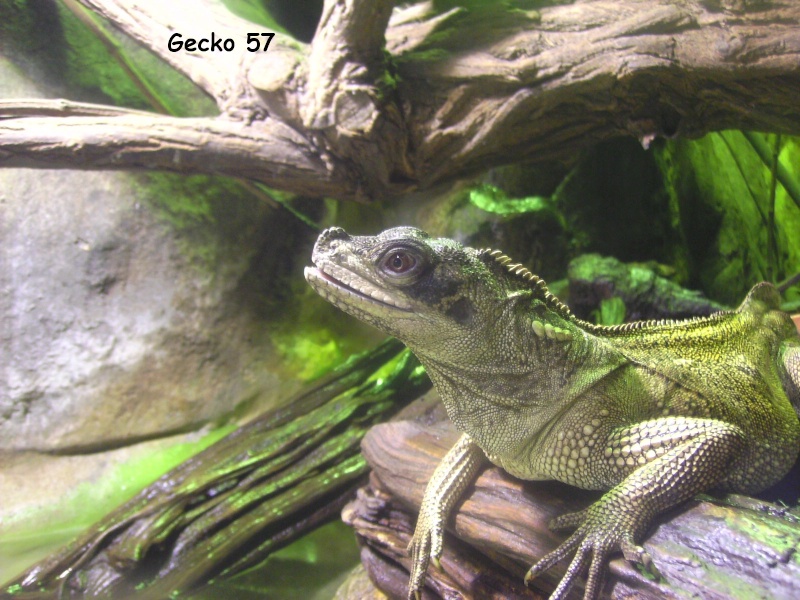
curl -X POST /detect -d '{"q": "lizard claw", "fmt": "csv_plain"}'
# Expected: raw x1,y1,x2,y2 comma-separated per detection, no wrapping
525,498,656,600
406,516,443,599
621,539,661,579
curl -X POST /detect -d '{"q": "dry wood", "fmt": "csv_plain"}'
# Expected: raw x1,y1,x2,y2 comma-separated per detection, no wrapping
2,0,800,201
347,419,800,599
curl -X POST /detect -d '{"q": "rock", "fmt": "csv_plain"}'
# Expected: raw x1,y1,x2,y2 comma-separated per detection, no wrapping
0,51,307,452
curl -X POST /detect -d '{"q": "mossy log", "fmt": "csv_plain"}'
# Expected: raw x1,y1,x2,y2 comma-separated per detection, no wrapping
566,254,728,322
1,340,430,599
345,420,800,600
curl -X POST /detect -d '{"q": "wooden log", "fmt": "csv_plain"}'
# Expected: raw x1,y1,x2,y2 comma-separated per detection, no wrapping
346,420,800,599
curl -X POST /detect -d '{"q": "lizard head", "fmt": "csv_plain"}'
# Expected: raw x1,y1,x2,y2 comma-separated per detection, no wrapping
305,226,560,364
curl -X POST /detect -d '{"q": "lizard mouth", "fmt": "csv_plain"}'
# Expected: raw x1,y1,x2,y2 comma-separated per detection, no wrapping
304,264,412,311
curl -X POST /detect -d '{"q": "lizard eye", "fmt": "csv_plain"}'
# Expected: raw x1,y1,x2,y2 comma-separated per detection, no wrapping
378,246,427,282
384,251,417,274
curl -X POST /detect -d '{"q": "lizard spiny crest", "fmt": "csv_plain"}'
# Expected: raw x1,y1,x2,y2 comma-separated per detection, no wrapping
478,247,731,335
478,248,574,321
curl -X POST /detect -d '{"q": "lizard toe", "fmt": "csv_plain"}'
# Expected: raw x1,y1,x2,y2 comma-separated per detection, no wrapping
406,530,433,599
584,548,608,600
549,508,589,531
548,540,592,600
525,528,583,585
621,539,660,578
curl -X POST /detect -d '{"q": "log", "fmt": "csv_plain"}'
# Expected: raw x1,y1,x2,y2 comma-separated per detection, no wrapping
346,420,800,599
566,253,728,322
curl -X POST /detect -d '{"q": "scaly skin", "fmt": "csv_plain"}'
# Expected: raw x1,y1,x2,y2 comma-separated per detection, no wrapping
305,226,800,600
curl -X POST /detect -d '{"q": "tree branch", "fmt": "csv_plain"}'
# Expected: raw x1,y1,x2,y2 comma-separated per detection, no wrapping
2,0,800,200
392,1,800,186
0,108,354,197
302,0,394,132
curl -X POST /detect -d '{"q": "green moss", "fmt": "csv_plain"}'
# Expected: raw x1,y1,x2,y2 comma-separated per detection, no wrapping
140,173,216,226
271,328,346,381
0,1,215,116
0,1,36,52
136,172,269,272
58,1,215,115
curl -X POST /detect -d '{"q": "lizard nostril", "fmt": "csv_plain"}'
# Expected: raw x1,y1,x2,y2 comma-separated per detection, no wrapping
314,227,350,256
320,226,349,243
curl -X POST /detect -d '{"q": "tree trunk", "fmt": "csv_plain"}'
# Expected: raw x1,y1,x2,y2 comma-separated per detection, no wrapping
2,0,800,201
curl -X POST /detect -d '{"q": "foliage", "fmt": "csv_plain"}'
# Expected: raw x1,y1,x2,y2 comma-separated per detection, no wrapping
220,0,287,33
469,183,563,222
592,297,627,326
0,0,216,115
657,132,800,304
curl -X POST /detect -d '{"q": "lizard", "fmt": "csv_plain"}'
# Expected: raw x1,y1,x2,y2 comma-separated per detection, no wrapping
304,225,800,600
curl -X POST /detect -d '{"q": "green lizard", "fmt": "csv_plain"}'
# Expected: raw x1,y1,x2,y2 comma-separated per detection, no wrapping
305,226,800,600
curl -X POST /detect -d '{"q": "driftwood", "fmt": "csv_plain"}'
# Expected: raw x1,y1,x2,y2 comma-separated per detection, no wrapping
346,420,800,600
2,0,800,201
1,340,430,599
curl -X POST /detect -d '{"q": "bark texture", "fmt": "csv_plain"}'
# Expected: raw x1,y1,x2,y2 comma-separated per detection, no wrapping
2,0,800,201
0,341,430,599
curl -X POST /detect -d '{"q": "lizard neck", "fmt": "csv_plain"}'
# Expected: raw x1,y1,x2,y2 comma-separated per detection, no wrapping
413,323,606,460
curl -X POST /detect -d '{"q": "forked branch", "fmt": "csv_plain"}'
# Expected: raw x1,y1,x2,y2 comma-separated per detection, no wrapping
2,0,800,200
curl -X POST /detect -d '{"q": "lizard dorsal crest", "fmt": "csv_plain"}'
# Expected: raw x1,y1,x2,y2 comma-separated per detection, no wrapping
478,248,574,321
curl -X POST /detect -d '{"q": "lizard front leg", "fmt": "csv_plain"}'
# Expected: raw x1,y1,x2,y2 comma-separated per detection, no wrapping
526,417,746,600
407,432,485,600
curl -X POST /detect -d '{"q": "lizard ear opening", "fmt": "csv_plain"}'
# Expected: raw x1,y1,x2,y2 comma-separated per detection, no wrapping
445,297,474,325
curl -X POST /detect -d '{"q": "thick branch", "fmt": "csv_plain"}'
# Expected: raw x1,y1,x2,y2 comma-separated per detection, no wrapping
388,1,800,186
0,106,355,197
2,0,800,200
302,0,394,132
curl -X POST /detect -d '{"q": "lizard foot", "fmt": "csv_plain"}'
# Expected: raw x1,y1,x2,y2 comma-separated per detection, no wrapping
525,500,657,600
406,511,444,600
548,508,588,531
